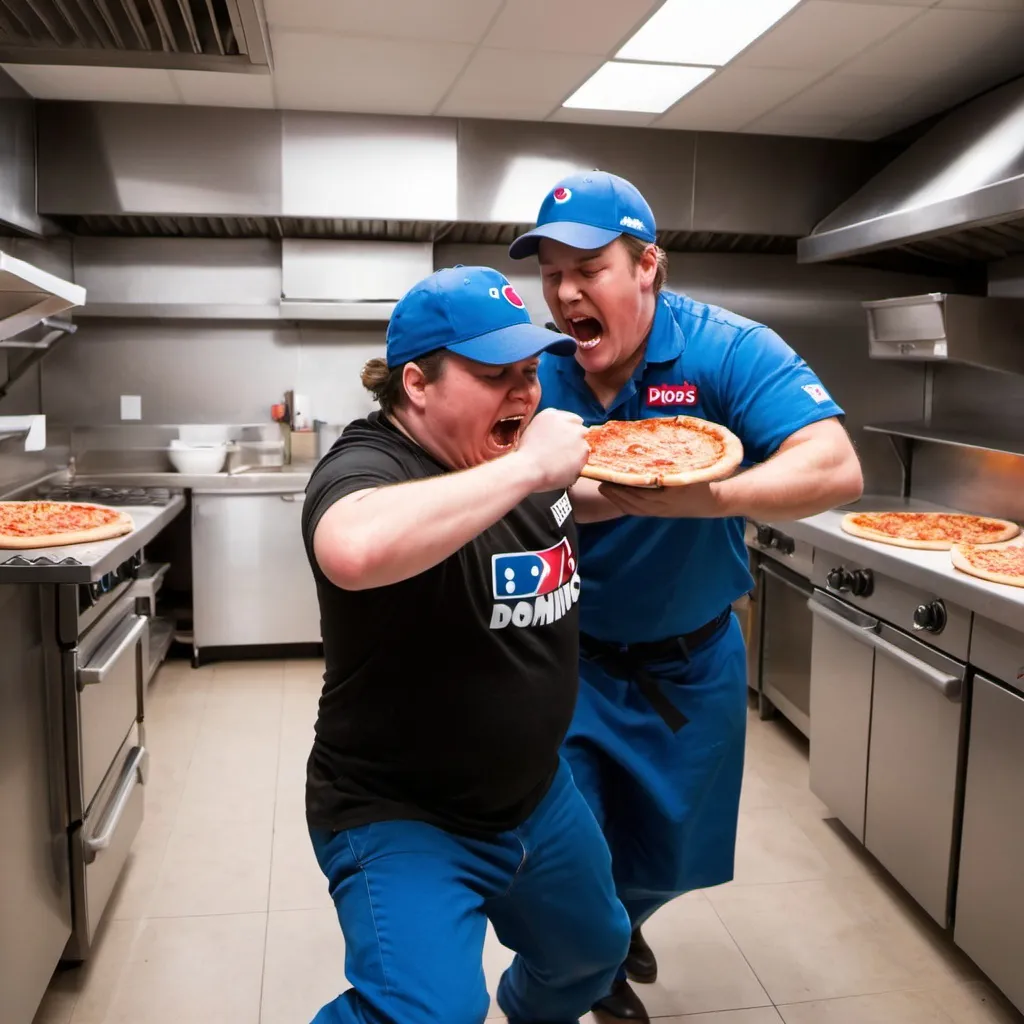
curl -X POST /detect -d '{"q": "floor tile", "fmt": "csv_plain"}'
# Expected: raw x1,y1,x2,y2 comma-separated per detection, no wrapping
79,913,266,1024
148,818,273,918
269,814,329,912
733,806,836,886
778,980,1021,1024
632,897,773,1016
707,873,978,1005
32,918,141,1024
261,908,347,1024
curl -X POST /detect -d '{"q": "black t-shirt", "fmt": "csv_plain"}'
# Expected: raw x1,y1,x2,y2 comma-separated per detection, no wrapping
300,412,580,837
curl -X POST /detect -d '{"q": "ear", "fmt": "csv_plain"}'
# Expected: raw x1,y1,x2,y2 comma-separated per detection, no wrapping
402,362,430,411
636,245,659,292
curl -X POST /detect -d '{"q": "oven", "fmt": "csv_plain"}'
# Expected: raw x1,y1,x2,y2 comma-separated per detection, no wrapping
53,566,150,961
745,521,815,737
807,555,969,928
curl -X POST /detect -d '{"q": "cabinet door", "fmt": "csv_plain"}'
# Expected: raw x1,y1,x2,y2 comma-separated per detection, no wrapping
808,594,875,841
955,674,1024,1014
192,493,321,648
864,629,963,928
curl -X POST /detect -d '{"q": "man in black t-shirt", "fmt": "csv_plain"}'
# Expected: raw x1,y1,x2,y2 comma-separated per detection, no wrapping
301,266,630,1024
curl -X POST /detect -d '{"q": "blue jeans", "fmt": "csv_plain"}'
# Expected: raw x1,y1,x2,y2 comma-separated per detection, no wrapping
308,759,630,1023
565,614,748,979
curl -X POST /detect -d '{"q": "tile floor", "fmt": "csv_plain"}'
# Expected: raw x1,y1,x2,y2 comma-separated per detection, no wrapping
32,657,1024,1024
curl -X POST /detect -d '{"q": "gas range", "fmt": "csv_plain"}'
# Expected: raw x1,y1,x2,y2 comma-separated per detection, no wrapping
0,483,186,583
33,483,176,507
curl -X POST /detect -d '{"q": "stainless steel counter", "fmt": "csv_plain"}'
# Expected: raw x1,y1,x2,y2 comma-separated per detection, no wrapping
0,495,186,583
74,466,314,494
773,505,1024,633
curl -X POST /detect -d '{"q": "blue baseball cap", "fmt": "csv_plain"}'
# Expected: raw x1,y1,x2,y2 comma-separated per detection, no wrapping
385,266,575,368
509,171,657,260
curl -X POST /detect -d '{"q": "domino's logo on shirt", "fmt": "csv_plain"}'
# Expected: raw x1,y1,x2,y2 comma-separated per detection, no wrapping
802,383,832,405
490,536,581,630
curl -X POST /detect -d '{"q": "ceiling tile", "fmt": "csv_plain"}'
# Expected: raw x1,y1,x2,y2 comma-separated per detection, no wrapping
937,0,1024,8
438,49,600,119
172,71,275,109
735,1,925,71
743,111,856,137
770,72,925,120
825,0,935,5
548,107,658,128
655,67,821,131
483,0,658,54
843,8,1024,75
264,0,502,42
1,64,181,103
270,31,473,115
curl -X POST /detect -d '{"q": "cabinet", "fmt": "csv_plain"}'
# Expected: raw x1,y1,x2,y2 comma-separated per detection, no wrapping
955,673,1024,1015
191,492,321,656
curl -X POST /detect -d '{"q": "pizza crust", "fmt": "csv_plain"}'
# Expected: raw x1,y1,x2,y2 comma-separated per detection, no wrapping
581,415,744,489
951,540,1024,589
0,501,135,550
840,512,1020,550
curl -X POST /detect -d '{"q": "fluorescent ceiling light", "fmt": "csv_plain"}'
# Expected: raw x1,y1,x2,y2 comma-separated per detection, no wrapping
617,0,803,67
562,61,714,113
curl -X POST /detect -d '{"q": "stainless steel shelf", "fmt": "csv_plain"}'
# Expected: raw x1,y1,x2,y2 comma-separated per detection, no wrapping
145,617,176,685
864,422,1024,459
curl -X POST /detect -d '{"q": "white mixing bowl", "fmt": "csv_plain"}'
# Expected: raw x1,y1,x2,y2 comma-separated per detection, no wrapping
168,441,227,475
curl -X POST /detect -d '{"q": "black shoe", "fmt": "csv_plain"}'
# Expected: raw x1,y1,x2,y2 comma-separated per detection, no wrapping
624,927,657,984
592,979,650,1022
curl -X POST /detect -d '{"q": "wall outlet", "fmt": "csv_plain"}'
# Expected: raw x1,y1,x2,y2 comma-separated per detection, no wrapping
120,395,142,420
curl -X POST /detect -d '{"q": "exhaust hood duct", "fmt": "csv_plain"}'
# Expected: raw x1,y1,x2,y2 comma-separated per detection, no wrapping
0,0,270,72
799,76,1024,265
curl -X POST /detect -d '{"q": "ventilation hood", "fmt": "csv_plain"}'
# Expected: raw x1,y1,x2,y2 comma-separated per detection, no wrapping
0,249,85,342
0,0,270,72
799,76,1024,265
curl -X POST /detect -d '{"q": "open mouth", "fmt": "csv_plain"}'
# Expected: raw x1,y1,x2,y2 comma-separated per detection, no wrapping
491,415,524,450
567,315,603,351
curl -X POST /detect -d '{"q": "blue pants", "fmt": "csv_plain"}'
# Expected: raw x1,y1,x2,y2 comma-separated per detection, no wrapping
564,614,748,974
308,759,630,1024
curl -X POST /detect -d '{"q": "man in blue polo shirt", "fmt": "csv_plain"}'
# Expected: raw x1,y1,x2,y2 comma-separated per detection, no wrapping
510,172,863,1022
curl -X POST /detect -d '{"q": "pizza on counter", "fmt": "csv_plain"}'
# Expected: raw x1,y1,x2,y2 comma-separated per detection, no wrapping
581,415,744,489
840,511,1020,551
951,540,1024,589
0,501,134,549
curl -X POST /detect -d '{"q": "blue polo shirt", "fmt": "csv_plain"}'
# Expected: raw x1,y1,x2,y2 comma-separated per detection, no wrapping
538,290,844,645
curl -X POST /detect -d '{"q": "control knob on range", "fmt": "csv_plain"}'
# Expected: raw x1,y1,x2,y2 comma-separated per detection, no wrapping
913,600,947,633
755,524,775,548
826,566,874,597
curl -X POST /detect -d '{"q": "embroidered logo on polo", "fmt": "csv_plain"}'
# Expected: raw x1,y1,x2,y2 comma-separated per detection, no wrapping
489,536,580,630
802,383,831,404
647,382,698,408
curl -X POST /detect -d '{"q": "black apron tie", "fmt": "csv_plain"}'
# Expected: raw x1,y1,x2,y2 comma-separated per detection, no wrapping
579,608,731,733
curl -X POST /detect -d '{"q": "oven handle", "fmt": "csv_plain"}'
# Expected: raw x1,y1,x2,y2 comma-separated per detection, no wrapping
760,560,813,594
79,615,148,687
807,597,962,702
84,745,146,863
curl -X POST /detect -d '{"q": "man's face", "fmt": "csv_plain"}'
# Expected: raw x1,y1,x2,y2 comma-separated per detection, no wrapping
414,353,541,470
538,237,654,378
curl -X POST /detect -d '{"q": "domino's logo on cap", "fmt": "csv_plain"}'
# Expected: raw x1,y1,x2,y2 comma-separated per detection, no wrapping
385,265,575,368
509,170,657,259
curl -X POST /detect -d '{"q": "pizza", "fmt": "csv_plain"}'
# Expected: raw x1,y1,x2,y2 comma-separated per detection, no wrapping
951,540,1024,588
840,511,1020,550
581,415,744,488
0,501,134,549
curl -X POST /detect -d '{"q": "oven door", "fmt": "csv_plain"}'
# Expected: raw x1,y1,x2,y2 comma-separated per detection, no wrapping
65,728,147,961
73,592,148,817
759,559,814,737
